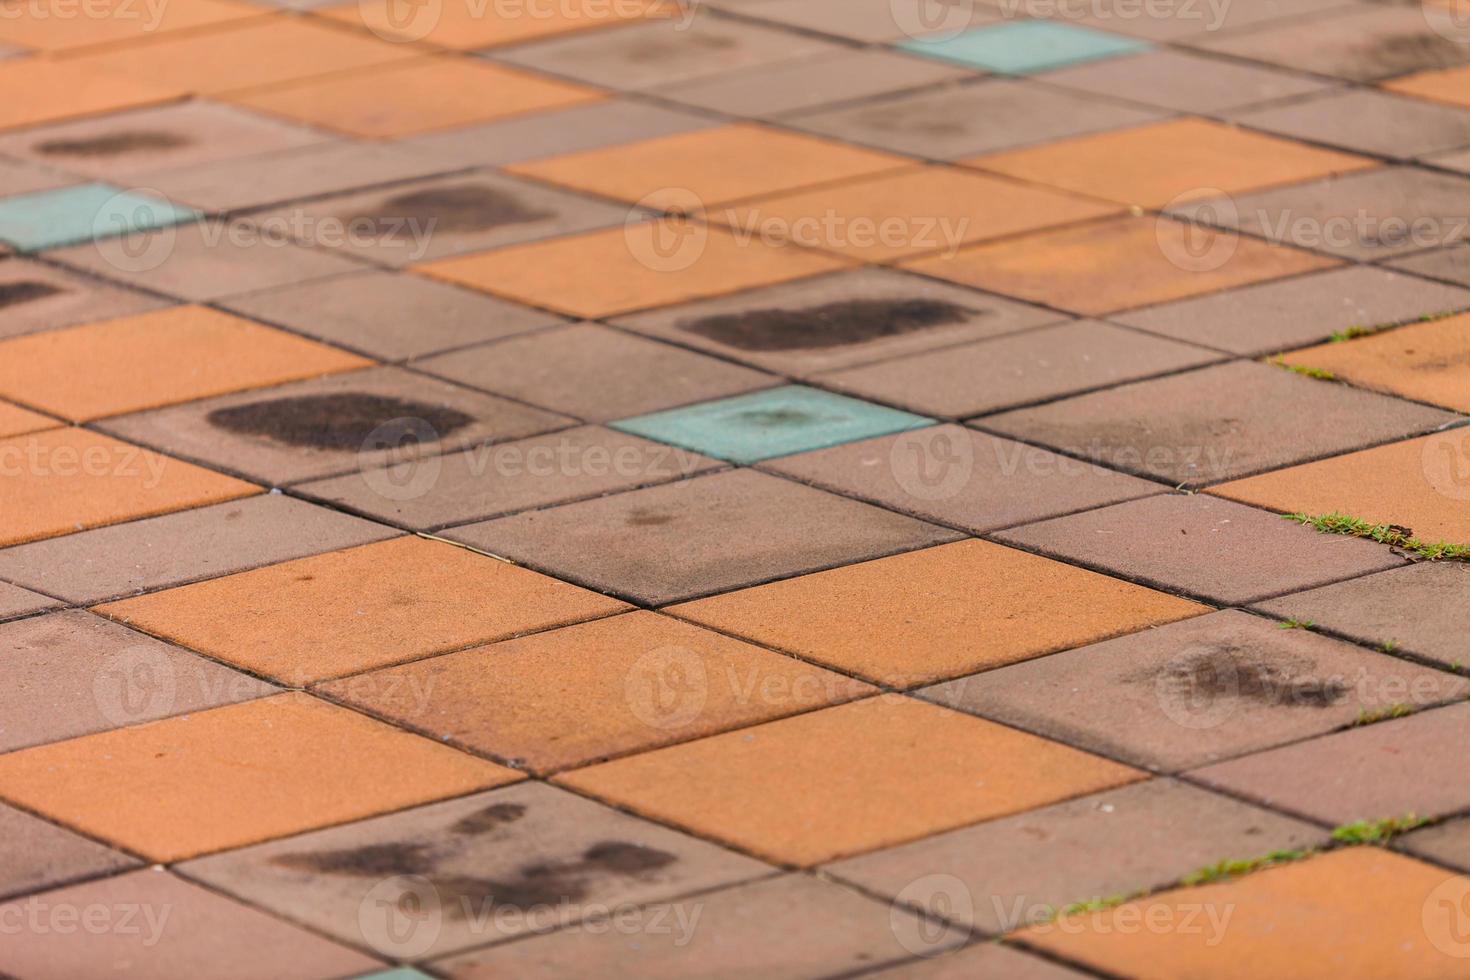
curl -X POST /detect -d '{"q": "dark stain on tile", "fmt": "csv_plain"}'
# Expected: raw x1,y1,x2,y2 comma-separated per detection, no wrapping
272,841,435,877
34,130,190,158
624,32,738,60
626,508,675,526
734,408,816,427
1358,32,1469,76
0,280,63,309
1148,644,1349,710
368,185,554,234
680,298,974,351
206,393,476,450
451,802,527,835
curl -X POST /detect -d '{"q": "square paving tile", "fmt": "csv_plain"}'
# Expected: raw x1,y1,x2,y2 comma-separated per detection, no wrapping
669,538,1206,687
508,124,907,209
416,323,777,422
1020,848,1470,979
0,158,75,198
712,165,1121,262
0,258,167,339
1387,62,1470,110
902,215,1336,317
1402,816,1470,872
320,611,872,772
328,0,674,49
0,609,278,752
785,78,1163,159
1234,89,1470,160
1274,314,1470,412
1389,243,1470,287
432,874,955,977
861,945,1088,980
897,21,1149,75
611,385,932,464
829,778,1325,934
761,425,1164,533
1254,563,1470,671
994,493,1405,605
1210,430,1470,544
448,468,961,604
0,182,199,252
817,320,1222,417
969,118,1374,210
0,56,184,132
0,581,59,621
0,427,258,548
1192,701,1470,824
983,360,1458,485
0,0,262,51
1112,266,1470,355
611,266,1061,377
222,270,563,361
300,425,721,530
557,695,1143,866
1061,0,1355,41
925,609,1467,772
0,801,138,901
182,782,770,958
0,692,518,861
97,536,628,684
0,305,369,422
0,869,381,980
0,493,399,605
99,365,571,486
228,57,603,139
0,101,327,181
1043,49,1333,113
729,0,997,42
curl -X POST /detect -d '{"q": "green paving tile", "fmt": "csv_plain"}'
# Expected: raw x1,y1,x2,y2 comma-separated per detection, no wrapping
0,182,199,252
899,21,1150,75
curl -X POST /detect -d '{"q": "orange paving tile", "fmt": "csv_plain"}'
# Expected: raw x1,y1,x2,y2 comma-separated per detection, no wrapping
226,57,606,138
968,118,1377,209
1384,63,1470,109
506,124,911,208
901,214,1338,316
1275,314,1470,412
1019,848,1470,980
669,539,1207,687
0,400,58,438
0,0,266,53
711,166,1123,262
557,694,1144,866
319,610,875,773
415,223,850,319
326,0,681,49
1210,431,1470,543
0,58,185,131
0,427,258,548
0,692,518,862
96,536,630,684
0,305,371,422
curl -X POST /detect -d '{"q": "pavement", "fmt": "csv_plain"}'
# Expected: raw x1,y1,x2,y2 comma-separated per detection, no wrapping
1,0,1470,976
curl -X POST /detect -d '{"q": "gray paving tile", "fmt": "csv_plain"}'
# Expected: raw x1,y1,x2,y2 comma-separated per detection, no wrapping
0,580,59,621
0,257,168,340
1233,89,1470,159
731,0,998,42
0,801,139,901
1044,49,1333,113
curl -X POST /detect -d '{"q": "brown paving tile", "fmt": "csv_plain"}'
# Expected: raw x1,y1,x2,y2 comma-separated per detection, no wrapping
830,778,1324,934
327,0,676,49
0,609,278,752
785,78,1163,160
417,223,850,319
300,424,721,529
0,692,518,862
712,165,1122,263
1389,243,1470,287
433,874,959,978
984,360,1458,486
71,16,416,96
449,468,962,605
926,609,1467,772
416,323,777,422
817,320,1222,417
1069,0,1355,40
0,581,59,621
1254,563,1470,671
0,801,138,901
729,0,997,42
228,57,604,139
969,119,1375,210
0,869,381,980
98,536,627,684
0,399,58,437
1043,49,1333,113
1234,89,1470,159
221,270,564,361
0,0,262,51
864,944,1088,980
99,365,571,486
0,58,185,132
761,425,1160,534
1403,816,1470,871
670,539,1206,687
1021,848,1470,980
0,157,75,196
505,124,909,208
182,782,770,958
1112,266,1470,356
1192,702,1470,824
902,215,1337,317
558,695,1144,866
0,494,399,604
0,427,258,548
321,610,871,772
1275,314,1470,412
0,257,167,339
610,266,1061,377
994,493,1405,605
0,305,370,422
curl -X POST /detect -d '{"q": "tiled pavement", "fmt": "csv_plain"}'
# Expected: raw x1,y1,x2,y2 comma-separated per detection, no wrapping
4,1,1470,978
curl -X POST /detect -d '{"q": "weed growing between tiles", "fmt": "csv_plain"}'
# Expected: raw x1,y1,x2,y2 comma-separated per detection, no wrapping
1286,512,1470,561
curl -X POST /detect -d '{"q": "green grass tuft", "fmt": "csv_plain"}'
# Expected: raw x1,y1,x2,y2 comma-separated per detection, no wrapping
1285,513,1470,562
1331,815,1427,845
1354,703,1413,726
1182,849,1312,886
